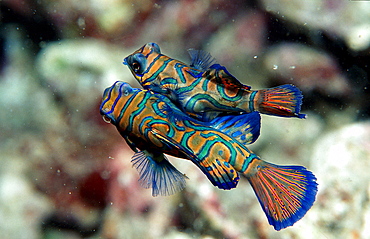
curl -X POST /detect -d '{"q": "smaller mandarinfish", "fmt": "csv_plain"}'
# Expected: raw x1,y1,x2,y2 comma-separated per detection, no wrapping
123,43,306,121
100,81,317,230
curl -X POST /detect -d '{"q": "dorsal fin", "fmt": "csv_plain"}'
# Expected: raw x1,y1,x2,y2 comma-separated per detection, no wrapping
188,49,217,71
204,64,251,91
210,112,261,145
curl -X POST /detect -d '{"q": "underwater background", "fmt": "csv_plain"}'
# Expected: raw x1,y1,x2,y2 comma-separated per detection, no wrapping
1,0,370,238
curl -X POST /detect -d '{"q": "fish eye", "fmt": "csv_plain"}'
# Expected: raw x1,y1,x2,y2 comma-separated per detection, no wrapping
132,61,141,73
102,115,111,124
126,53,146,75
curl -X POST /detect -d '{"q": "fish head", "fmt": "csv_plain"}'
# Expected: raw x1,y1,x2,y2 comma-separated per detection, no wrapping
100,81,139,125
123,43,161,85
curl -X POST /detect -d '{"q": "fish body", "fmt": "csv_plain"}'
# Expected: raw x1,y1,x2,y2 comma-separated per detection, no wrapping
123,43,306,121
100,81,317,230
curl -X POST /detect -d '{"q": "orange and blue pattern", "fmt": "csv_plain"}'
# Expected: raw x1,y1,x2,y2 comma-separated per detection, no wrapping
100,81,317,230
123,43,306,121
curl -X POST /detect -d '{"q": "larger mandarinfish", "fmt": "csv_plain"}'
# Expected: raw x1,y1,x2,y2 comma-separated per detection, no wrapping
100,81,317,230
123,43,306,121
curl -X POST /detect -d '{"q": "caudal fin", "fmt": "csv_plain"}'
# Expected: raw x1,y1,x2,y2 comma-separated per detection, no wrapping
257,84,306,118
245,159,317,230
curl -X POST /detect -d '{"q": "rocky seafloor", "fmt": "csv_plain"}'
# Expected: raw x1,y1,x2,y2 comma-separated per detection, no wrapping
1,0,369,238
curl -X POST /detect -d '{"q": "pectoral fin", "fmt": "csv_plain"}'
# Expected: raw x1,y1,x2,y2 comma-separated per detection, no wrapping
131,150,188,197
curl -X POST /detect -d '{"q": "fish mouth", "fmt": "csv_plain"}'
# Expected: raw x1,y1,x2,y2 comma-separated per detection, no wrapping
122,57,128,65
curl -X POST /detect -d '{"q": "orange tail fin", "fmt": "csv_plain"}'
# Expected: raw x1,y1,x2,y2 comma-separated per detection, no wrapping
245,159,317,230
256,84,306,118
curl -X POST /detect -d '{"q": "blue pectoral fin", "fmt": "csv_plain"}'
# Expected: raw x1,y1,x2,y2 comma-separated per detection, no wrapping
150,128,240,190
131,151,188,197
210,111,261,145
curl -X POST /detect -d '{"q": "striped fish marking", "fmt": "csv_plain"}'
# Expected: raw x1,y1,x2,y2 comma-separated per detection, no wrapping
100,81,317,230
123,43,306,121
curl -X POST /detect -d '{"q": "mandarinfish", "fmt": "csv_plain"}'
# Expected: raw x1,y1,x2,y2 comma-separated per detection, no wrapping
100,81,317,230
